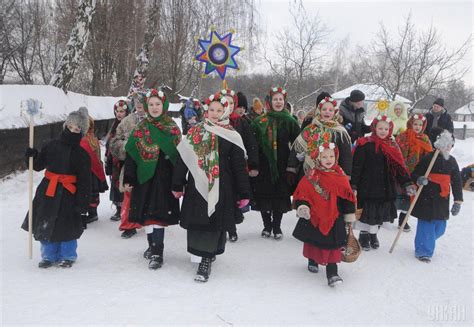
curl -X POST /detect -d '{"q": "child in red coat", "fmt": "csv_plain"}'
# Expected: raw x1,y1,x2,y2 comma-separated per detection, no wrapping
293,133,356,287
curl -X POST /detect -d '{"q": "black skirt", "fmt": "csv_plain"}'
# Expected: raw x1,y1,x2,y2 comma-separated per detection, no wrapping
187,230,226,258
359,200,397,225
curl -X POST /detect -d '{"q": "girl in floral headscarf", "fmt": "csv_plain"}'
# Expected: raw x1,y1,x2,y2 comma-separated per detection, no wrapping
251,87,300,240
290,96,352,178
351,115,415,251
123,89,182,270
293,135,356,287
172,92,250,282
395,114,432,231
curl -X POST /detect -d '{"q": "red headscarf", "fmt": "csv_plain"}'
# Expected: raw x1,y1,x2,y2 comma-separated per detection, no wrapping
355,115,409,176
293,144,355,236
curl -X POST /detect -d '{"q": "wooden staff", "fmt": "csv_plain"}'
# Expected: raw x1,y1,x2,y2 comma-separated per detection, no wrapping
27,114,35,259
389,149,440,253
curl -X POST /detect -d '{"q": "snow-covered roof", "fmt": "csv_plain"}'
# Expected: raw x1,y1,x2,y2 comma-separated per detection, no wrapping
332,83,412,104
0,85,182,129
454,101,474,115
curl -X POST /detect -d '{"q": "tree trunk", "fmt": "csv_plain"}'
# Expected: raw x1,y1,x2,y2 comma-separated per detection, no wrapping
50,0,96,92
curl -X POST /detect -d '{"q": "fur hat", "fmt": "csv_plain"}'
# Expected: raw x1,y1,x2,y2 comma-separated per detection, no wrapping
349,90,365,102
64,107,89,134
236,92,248,111
433,98,445,107
316,91,331,105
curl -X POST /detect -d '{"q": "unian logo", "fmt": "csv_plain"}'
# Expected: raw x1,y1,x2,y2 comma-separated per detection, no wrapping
428,305,466,322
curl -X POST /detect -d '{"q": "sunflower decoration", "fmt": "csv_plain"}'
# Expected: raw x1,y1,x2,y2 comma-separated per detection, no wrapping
376,98,389,113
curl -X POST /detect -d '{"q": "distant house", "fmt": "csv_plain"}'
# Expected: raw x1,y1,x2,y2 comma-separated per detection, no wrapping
454,101,474,122
332,83,412,119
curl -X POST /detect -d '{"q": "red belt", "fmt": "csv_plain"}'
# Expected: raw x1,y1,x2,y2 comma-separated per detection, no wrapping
44,170,77,197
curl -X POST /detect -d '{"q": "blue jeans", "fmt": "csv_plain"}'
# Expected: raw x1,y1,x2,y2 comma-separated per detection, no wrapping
40,240,78,262
414,219,447,258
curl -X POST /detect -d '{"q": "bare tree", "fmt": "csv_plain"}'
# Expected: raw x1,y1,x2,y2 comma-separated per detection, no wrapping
128,0,160,95
50,0,96,91
4,0,41,84
351,14,471,106
263,0,330,99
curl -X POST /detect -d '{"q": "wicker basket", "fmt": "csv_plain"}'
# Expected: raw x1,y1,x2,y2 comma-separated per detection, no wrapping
342,224,361,263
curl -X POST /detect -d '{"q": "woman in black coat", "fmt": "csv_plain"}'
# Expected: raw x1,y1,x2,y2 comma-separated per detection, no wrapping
123,89,182,270
172,92,250,282
251,87,300,240
221,89,259,242
22,107,91,268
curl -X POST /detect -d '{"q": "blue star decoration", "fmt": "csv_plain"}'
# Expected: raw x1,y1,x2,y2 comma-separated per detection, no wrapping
195,30,241,80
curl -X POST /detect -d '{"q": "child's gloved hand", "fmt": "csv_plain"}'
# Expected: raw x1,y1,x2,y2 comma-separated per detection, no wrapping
344,213,356,223
172,191,183,199
297,205,310,220
451,202,461,216
237,199,249,209
405,184,417,196
296,152,305,162
25,147,38,158
416,176,429,186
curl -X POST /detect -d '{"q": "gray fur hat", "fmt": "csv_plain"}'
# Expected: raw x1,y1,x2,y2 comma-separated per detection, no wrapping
64,107,89,133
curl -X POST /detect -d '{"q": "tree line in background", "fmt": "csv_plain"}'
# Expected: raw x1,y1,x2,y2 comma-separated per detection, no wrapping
1,0,472,111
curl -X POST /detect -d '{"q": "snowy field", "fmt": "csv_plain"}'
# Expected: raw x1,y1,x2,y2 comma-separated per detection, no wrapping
1,139,473,326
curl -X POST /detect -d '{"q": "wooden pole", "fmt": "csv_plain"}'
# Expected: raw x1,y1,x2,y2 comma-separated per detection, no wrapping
389,150,440,254
28,115,35,259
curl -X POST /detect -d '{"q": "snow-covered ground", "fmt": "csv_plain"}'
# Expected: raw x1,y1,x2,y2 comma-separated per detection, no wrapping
1,140,473,325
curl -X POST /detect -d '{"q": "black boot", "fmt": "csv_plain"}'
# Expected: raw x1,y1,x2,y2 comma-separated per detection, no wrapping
144,233,153,259
359,231,370,251
326,263,343,287
121,228,137,239
261,212,272,238
398,212,411,232
228,231,238,242
38,260,54,268
272,212,283,240
110,206,121,221
85,207,99,223
58,260,74,268
369,233,380,249
195,257,212,282
148,244,164,270
308,259,319,273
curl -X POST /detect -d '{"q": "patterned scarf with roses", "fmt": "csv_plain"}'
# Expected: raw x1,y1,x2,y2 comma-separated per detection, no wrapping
177,118,246,217
125,114,181,184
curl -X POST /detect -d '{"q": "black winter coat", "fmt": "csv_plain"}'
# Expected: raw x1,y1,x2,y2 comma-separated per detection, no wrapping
172,137,251,232
351,142,411,207
123,152,180,225
411,152,463,220
294,198,355,249
22,129,91,242
339,98,371,143
425,110,454,144
251,122,300,212
231,117,259,170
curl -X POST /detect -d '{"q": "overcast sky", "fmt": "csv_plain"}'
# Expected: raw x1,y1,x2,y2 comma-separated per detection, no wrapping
254,0,473,86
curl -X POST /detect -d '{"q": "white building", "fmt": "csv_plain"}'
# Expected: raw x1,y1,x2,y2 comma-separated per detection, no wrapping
454,101,474,122
332,83,412,119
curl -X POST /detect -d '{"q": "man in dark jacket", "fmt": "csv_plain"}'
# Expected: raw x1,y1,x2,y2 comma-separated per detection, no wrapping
425,98,454,144
339,89,371,143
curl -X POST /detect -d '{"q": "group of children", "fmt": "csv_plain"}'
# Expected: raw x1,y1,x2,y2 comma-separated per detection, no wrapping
23,87,464,286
